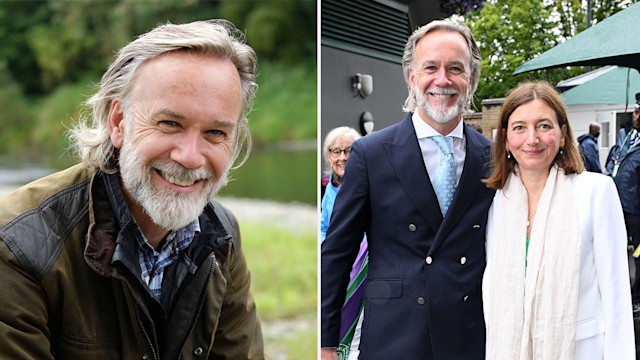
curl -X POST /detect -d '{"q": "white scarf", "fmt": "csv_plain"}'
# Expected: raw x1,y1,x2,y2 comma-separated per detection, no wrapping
484,165,581,359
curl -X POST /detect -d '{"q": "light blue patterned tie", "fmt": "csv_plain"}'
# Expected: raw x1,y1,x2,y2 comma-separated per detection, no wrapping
431,135,457,216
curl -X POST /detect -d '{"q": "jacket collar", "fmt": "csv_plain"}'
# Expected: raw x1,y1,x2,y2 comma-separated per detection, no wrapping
84,170,232,278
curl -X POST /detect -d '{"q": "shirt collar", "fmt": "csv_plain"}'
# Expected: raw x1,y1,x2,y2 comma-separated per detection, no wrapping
411,111,464,140
136,218,201,256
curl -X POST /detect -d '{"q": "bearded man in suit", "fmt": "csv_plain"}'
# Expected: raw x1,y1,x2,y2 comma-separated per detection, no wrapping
321,19,494,360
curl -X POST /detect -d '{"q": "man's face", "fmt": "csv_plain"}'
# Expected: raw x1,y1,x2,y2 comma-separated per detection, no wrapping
633,108,640,130
109,52,243,231
408,29,472,125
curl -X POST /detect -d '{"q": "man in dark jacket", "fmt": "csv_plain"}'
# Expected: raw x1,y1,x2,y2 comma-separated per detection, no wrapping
0,20,264,359
321,20,493,360
606,94,640,304
578,122,602,172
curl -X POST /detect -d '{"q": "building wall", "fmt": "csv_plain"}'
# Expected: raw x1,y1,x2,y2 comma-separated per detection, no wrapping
320,45,408,170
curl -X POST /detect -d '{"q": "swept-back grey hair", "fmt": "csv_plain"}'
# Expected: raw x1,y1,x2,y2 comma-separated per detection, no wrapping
68,19,258,173
401,20,481,113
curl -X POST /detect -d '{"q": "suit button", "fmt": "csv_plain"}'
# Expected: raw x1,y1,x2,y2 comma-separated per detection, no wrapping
460,256,467,265
425,256,433,264
417,297,425,305
408,224,416,231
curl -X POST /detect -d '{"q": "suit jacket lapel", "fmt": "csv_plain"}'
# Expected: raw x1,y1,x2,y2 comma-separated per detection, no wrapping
383,114,442,234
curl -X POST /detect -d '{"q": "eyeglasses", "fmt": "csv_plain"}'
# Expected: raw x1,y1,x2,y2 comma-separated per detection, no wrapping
329,147,351,158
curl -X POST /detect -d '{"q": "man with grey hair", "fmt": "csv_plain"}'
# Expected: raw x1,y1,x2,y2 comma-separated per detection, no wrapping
0,20,263,359
321,20,494,359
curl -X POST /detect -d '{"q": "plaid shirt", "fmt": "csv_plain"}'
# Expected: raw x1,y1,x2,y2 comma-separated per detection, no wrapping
136,219,201,300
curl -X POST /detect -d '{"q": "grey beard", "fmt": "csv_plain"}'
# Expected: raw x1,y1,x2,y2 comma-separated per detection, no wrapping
119,139,228,231
416,90,467,124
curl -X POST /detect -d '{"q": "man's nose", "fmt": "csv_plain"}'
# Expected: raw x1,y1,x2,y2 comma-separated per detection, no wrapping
171,132,206,169
433,68,452,86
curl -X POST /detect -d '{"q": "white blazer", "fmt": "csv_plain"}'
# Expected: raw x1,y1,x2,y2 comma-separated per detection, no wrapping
485,171,635,359
571,172,635,359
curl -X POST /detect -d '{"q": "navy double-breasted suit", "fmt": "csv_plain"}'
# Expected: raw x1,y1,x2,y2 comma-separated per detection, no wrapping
321,114,494,359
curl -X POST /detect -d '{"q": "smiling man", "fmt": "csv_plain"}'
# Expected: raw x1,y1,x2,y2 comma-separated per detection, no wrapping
0,20,263,359
321,20,494,359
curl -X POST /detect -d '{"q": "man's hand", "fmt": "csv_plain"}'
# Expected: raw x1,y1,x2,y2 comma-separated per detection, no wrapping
320,347,338,360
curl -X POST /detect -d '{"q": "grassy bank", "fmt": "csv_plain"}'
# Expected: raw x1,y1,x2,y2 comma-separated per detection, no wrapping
239,215,317,359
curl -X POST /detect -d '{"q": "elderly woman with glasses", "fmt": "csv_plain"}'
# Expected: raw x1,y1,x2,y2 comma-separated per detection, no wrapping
320,126,366,360
321,126,361,241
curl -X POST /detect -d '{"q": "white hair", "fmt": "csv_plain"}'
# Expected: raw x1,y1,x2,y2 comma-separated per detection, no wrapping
68,20,258,173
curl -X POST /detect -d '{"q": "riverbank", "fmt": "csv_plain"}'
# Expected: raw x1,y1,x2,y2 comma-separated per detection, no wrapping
0,185,317,234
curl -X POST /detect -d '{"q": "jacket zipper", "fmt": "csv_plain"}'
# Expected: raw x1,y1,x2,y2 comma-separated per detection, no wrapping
136,304,159,360
177,255,216,360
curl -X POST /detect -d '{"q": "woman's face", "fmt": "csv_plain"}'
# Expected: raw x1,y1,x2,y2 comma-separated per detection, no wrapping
327,136,354,180
505,99,565,176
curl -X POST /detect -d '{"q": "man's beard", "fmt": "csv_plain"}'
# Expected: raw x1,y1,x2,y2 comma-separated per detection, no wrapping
119,138,228,231
416,87,467,124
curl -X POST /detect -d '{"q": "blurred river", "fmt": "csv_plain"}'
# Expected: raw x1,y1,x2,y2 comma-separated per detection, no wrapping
0,144,317,206
0,166,54,197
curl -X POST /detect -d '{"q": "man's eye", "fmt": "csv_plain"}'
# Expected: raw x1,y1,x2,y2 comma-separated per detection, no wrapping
159,120,179,127
206,129,227,137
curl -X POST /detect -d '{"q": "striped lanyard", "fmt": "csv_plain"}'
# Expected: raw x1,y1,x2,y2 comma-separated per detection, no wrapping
612,129,638,178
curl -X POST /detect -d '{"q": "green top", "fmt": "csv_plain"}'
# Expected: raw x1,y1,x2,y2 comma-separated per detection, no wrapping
526,234,530,270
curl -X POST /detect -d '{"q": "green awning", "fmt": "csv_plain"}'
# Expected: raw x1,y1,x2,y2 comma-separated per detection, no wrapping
514,2,640,74
560,66,640,106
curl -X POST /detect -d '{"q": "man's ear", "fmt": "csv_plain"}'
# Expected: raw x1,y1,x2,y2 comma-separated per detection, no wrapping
108,98,125,149
408,68,416,93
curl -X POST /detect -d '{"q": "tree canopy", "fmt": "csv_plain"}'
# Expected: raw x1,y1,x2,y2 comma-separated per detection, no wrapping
0,0,316,96
465,0,630,108
0,0,317,164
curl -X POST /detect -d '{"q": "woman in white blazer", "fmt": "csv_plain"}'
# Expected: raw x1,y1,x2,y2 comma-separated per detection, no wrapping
482,81,634,359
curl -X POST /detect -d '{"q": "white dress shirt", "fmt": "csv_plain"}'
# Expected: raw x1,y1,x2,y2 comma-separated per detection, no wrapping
411,112,466,185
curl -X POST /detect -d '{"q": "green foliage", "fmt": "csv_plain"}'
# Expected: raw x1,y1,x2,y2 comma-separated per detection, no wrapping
250,60,317,144
466,0,559,105
7,59,317,168
465,0,630,107
31,81,90,166
219,0,316,64
0,1,52,95
0,62,33,154
0,0,315,96
0,0,317,163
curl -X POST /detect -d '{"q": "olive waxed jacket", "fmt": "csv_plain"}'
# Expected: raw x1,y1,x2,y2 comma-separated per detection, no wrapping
0,164,264,359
